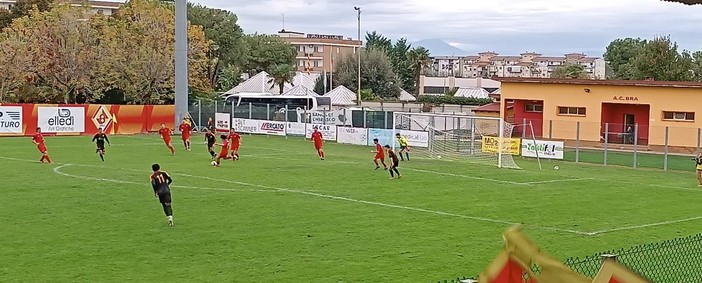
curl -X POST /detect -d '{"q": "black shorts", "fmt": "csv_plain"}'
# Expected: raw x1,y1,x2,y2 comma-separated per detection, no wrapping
158,191,172,204
96,143,105,151
207,143,215,150
391,160,400,168
399,146,407,151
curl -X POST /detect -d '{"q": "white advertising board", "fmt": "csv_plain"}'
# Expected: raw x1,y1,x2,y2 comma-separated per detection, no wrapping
521,140,565,160
305,124,337,141
37,107,85,133
336,126,367,145
215,113,230,132
399,130,429,148
232,118,286,136
286,122,306,136
0,106,23,134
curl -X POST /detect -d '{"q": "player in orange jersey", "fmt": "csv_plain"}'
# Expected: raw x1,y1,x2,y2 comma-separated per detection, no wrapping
213,135,231,167
371,138,387,170
228,129,241,161
311,126,325,160
178,119,192,151
32,127,52,164
158,123,175,155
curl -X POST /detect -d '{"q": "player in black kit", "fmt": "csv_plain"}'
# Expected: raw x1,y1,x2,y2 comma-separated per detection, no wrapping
92,127,111,161
204,129,217,159
150,163,174,226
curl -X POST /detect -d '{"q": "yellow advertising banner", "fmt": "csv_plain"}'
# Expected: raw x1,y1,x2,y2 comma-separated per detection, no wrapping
482,136,521,155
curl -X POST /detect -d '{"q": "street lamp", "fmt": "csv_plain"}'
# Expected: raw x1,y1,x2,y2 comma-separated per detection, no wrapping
354,6,361,106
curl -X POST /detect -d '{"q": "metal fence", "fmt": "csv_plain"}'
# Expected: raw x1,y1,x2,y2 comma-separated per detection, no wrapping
564,233,702,282
516,119,702,171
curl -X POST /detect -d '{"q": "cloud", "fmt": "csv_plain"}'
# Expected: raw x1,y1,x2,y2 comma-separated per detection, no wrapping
190,0,702,56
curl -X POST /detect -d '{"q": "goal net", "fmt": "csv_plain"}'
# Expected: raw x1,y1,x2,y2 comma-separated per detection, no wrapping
392,112,521,169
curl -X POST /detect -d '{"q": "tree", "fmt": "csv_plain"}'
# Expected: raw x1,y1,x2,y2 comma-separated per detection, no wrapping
218,64,242,93
243,34,296,75
0,0,52,28
187,4,245,91
603,38,647,80
333,48,400,99
100,0,211,104
10,4,104,103
314,72,331,95
407,47,431,95
691,51,702,81
551,63,590,79
631,36,692,81
268,64,296,94
0,25,31,102
365,31,391,51
390,38,414,93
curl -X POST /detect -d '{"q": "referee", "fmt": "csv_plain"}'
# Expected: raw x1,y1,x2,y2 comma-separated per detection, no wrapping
694,153,702,187
395,133,410,161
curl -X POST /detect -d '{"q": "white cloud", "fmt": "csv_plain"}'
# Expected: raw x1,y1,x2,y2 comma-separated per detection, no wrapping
189,0,702,56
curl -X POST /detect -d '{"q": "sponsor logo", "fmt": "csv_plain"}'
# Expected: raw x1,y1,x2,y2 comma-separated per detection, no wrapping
49,108,75,127
261,122,284,132
91,105,113,130
0,108,22,132
38,107,85,133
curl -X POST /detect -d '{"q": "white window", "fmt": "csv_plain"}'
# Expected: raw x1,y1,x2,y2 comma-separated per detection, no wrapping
663,111,694,121
315,45,323,53
558,106,586,116
336,47,340,54
525,104,543,113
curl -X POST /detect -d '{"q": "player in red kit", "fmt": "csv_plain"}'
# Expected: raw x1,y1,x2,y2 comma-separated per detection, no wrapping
158,123,175,155
228,129,241,161
178,119,192,151
371,138,387,170
311,126,325,160
32,127,52,164
213,135,231,167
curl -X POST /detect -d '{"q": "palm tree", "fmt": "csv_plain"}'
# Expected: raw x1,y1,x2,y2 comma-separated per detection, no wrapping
407,47,431,96
268,64,296,94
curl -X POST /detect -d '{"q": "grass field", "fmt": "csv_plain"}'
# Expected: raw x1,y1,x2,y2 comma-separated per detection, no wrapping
1,134,701,282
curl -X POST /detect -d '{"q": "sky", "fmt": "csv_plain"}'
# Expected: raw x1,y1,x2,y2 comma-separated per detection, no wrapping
183,0,702,57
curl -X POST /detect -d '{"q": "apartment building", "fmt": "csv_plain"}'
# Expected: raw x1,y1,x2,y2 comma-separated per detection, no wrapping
276,30,363,74
0,0,122,15
428,56,461,77
457,51,607,80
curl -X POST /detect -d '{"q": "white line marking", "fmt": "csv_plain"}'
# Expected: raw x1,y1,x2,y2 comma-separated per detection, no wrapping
403,167,529,186
520,178,595,185
52,164,274,193
0,143,164,149
588,216,702,236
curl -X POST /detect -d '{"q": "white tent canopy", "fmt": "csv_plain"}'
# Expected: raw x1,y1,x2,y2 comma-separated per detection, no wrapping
399,89,416,102
283,85,320,97
454,87,490,99
224,71,321,95
324,85,356,106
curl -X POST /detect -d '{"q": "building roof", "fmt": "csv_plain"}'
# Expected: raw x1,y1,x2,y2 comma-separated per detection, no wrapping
283,85,319,97
324,85,356,105
495,77,702,89
224,71,270,94
473,102,512,113
662,0,702,4
454,87,490,99
399,89,416,101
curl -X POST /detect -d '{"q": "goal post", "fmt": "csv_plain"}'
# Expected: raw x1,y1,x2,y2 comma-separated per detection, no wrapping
392,112,521,169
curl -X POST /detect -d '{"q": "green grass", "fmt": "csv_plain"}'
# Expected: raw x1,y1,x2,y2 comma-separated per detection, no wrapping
1,134,701,282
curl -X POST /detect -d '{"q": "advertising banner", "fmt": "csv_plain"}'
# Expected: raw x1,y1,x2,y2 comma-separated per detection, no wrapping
367,128,394,147
481,136,521,155
336,126,367,145
37,107,85,133
286,122,306,136
521,139,565,160
305,124,337,140
0,106,23,134
232,118,286,136
215,113,231,133
399,130,429,148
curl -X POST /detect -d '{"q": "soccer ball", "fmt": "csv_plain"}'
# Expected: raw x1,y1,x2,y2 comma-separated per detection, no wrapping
211,161,218,167
553,165,560,170
437,155,442,159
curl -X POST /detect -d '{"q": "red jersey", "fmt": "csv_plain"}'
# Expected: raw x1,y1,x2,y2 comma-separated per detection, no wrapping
375,144,384,157
311,131,323,143
159,128,171,141
179,123,191,136
32,133,45,145
219,139,229,155
228,133,241,146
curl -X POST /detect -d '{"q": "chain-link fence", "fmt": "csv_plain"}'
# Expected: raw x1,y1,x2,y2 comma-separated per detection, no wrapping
564,233,702,282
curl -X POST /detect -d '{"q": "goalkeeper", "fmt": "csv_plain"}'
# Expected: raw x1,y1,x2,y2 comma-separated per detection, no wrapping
395,133,411,161
693,153,702,187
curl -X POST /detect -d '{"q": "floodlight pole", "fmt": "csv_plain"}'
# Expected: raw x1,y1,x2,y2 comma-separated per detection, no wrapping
174,0,188,131
354,6,361,106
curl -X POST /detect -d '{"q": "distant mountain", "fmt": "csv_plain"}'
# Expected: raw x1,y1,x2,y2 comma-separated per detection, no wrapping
410,38,468,56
